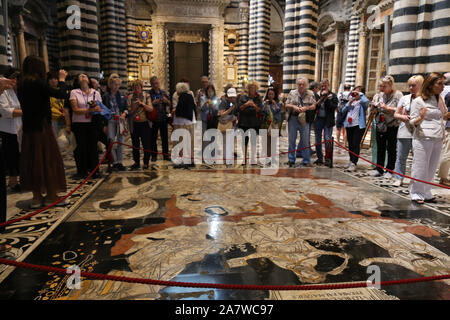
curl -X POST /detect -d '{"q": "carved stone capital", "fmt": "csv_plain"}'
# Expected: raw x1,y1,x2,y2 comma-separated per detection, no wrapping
239,7,249,22
359,25,369,37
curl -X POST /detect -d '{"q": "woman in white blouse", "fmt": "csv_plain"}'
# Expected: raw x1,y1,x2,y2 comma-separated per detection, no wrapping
409,73,449,204
0,68,22,192
392,75,424,187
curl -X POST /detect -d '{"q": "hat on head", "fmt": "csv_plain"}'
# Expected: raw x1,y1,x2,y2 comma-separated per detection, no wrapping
227,88,237,97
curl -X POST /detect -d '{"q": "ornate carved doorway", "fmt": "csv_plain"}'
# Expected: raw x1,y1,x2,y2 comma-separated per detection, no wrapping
167,26,210,95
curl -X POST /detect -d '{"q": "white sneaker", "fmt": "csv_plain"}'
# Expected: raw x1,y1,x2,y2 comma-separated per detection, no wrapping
383,172,393,179
393,179,403,187
344,162,352,169
370,170,382,177
346,163,356,172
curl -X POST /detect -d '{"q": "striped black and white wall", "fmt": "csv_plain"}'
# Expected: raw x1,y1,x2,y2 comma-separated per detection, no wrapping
248,0,271,93
390,0,450,90
56,0,100,79
99,0,127,81
282,0,319,93
344,0,360,87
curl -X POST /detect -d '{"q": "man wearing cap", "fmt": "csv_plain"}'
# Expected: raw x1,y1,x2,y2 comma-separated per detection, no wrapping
218,88,238,163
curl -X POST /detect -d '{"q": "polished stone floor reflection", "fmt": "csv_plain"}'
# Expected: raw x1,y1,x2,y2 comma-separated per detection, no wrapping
0,167,449,300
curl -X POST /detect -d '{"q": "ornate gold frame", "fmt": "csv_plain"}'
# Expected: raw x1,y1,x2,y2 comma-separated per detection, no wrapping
224,29,239,50
137,25,152,47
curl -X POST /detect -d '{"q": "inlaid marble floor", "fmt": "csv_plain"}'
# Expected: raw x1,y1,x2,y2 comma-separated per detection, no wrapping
0,167,449,300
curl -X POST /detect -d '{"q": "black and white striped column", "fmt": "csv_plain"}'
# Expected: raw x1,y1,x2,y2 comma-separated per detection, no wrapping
248,0,271,93
0,0,8,69
344,7,360,86
99,0,127,80
237,2,249,89
56,0,100,78
282,0,319,93
390,0,450,90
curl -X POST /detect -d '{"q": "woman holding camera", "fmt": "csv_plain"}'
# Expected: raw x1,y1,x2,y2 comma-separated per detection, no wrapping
409,73,448,204
392,75,424,187
237,81,263,165
70,73,103,180
341,87,369,171
371,76,403,178
262,87,282,159
128,80,153,170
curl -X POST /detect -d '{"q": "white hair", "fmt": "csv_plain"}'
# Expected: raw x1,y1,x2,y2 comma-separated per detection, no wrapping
176,82,190,94
297,76,309,87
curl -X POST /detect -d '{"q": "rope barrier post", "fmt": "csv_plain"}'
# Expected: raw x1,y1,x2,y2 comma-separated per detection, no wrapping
329,139,334,168
107,141,113,173
324,138,333,168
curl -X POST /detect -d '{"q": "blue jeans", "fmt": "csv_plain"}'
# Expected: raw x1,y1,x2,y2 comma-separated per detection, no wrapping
314,117,333,161
296,125,312,158
288,116,311,164
394,138,412,180
108,120,124,164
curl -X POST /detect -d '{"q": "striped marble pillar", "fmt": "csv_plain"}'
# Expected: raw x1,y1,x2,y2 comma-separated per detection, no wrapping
99,0,127,80
390,0,450,91
248,0,271,93
344,11,360,87
282,0,319,93
0,0,7,70
237,2,249,90
56,0,100,79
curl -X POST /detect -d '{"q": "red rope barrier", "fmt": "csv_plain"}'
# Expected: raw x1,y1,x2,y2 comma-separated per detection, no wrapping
0,258,448,291
2,139,450,292
333,140,450,190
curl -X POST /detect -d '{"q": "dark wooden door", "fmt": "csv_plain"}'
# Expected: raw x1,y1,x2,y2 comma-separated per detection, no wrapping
169,42,209,96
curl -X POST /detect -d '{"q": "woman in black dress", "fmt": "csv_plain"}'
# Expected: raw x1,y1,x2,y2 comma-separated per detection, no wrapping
17,56,69,209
